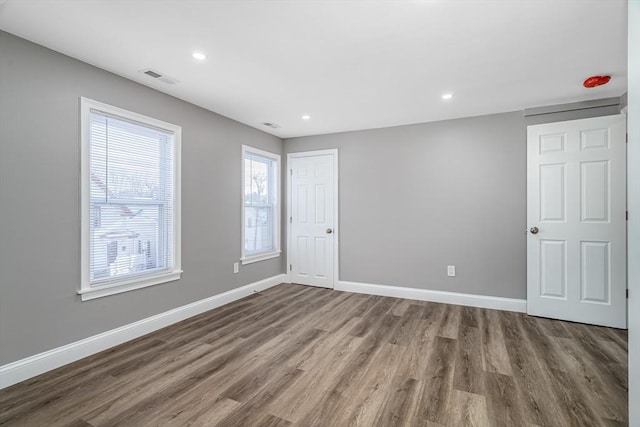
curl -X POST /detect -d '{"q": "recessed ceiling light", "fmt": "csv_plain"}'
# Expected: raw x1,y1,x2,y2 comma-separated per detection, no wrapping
441,93,453,100
192,52,206,61
302,115,311,120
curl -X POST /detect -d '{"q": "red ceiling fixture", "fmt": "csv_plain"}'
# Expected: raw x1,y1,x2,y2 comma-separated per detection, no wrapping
583,75,611,88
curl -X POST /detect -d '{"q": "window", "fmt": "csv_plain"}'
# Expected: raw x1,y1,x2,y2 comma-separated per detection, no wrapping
80,98,181,300
242,146,281,264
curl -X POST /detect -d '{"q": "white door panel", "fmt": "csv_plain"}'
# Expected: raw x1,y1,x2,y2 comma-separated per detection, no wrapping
288,152,337,288
527,114,626,328
581,161,609,222
580,241,610,303
539,239,567,299
539,163,566,221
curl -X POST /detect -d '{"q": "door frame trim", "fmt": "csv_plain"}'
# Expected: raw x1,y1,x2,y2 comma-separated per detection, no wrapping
286,149,339,288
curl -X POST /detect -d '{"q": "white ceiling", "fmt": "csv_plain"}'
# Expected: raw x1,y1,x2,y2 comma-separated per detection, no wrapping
0,0,628,138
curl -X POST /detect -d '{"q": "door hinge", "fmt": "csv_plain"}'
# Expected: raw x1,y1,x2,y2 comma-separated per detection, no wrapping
627,211,629,221
290,169,293,176
289,264,292,271
627,289,629,299
290,216,292,223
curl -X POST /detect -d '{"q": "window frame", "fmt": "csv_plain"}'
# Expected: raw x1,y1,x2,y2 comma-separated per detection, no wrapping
79,97,182,301
241,145,281,265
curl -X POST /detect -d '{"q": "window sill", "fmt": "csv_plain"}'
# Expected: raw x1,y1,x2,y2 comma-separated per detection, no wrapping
241,251,282,265
78,270,182,301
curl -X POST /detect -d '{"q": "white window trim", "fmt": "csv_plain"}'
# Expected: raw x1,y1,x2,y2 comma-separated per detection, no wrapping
79,97,182,301
241,145,281,265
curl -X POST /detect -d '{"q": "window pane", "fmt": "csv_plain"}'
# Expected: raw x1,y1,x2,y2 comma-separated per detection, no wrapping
244,205,274,253
243,150,277,257
89,110,174,285
90,114,171,203
245,156,271,205
90,203,166,281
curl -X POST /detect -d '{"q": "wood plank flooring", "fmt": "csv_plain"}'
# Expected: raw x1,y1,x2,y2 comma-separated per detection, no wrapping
0,283,628,426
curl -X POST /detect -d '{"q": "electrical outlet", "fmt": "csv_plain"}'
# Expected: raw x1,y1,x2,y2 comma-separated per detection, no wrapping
447,265,456,277
233,262,239,274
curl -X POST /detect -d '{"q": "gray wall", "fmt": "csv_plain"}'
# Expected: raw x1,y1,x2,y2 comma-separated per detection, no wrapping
285,112,528,299
285,101,624,301
0,32,284,364
0,30,628,366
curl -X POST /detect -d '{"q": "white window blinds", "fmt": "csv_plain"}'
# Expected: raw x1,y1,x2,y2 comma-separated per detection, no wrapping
88,110,176,285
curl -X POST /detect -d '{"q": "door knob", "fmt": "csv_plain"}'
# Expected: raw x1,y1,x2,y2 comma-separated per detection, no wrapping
530,227,539,234
326,228,333,234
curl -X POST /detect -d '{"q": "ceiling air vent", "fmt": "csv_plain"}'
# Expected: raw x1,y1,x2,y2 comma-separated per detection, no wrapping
139,69,180,85
262,122,281,129
144,70,162,78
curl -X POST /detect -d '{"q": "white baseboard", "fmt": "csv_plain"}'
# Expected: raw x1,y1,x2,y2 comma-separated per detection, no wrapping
0,274,286,390
335,280,527,313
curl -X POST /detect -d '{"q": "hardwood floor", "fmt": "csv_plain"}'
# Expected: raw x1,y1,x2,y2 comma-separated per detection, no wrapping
0,284,628,426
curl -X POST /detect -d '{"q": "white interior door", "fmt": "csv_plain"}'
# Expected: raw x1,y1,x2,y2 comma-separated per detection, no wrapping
527,114,626,328
288,150,338,288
